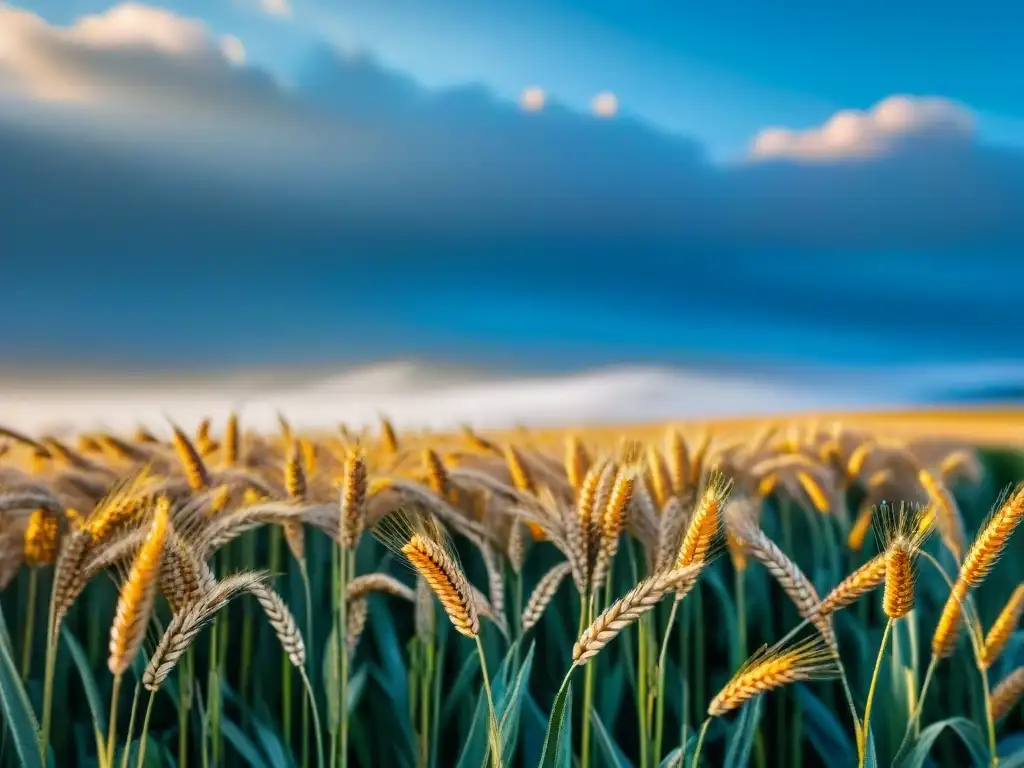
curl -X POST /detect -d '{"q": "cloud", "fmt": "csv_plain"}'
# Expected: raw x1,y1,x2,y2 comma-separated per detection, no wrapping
257,0,291,18
519,86,545,112
0,4,1022,255
0,2,303,129
591,91,618,118
750,95,975,161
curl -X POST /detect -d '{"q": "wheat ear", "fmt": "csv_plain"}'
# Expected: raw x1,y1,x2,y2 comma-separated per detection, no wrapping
340,453,367,549
816,554,887,616
170,423,210,491
247,582,305,668
990,667,1024,722
346,573,416,603
402,533,479,638
708,635,840,717
143,571,270,690
677,473,731,569
573,565,701,665
521,562,573,634
590,468,635,593
108,498,171,675
728,508,837,650
980,584,1024,669
933,485,1024,658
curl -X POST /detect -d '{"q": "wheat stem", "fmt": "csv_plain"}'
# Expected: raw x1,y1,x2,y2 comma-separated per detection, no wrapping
299,666,325,768
638,610,651,768
690,716,712,768
105,673,123,768
475,635,501,768
39,602,58,763
859,618,893,768
120,680,141,768
580,593,595,768
20,569,37,680
652,599,680,764
299,560,313,768
136,691,155,768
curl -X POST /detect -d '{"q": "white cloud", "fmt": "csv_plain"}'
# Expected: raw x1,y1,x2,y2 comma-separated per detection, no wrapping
519,86,545,112
0,3,254,108
591,91,618,118
750,95,975,161
220,34,246,65
257,0,292,17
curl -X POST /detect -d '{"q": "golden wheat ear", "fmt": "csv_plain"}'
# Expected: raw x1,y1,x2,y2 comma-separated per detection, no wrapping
108,497,171,675
990,667,1024,722
168,421,210,491
339,450,367,549
676,470,733,569
708,635,840,717
980,583,1024,669
373,508,479,639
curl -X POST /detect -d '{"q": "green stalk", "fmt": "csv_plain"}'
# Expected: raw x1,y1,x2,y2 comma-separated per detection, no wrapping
859,619,893,767
298,560,314,768
239,533,257,715
652,599,679,763
779,498,795,768
734,567,768,768
475,635,501,768
329,541,340,768
207,619,220,766
136,692,155,768
512,570,524,669
39,601,58,764
120,681,141,768
20,569,37,680
419,637,435,768
105,673,123,768
299,667,325,768
580,593,596,768
693,584,705,727
638,614,650,768
341,552,354,767
679,595,691,750
690,717,712,768
179,649,193,768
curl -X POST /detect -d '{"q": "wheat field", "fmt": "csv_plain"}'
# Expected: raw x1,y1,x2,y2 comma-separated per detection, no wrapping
0,411,1023,767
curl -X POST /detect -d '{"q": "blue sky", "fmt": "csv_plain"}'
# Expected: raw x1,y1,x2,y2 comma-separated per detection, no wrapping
0,0,1022,372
